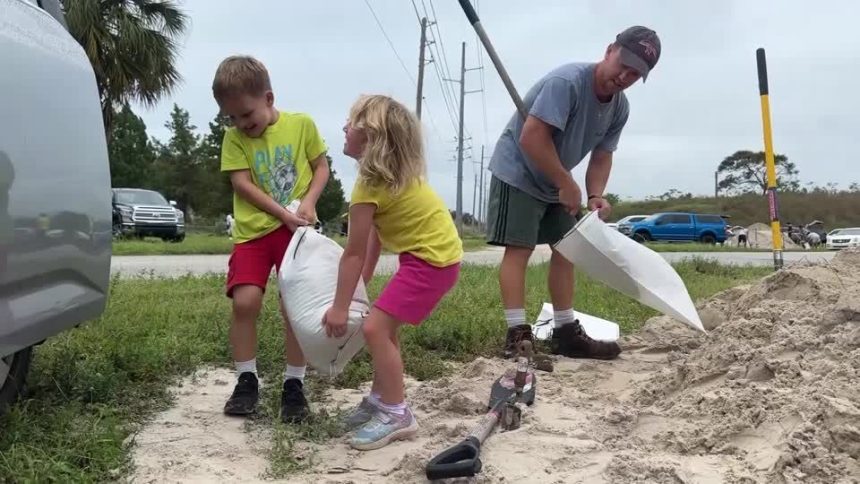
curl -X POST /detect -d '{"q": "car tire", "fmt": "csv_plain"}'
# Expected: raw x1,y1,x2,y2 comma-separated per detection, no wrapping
633,232,650,243
0,347,33,415
701,234,716,245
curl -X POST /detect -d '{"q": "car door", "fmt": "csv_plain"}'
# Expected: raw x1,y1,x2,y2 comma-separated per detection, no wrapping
657,214,692,241
0,0,112,358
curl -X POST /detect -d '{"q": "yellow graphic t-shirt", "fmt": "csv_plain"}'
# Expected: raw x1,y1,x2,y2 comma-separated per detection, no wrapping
221,111,327,243
351,178,462,267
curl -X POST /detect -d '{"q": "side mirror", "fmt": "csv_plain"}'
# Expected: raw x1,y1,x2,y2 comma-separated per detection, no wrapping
169,200,177,207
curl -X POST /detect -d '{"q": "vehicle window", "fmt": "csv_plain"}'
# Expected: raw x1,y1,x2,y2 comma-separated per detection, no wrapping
839,228,860,236
114,190,168,205
697,215,723,224
630,216,646,223
666,214,691,224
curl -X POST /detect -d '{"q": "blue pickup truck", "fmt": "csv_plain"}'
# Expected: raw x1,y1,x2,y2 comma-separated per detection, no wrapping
624,212,727,245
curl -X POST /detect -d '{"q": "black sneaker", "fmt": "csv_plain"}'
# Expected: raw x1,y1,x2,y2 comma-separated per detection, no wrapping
503,324,535,358
224,372,259,416
281,378,309,424
551,321,621,360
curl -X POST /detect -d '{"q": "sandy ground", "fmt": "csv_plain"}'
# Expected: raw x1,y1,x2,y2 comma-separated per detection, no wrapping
129,249,860,483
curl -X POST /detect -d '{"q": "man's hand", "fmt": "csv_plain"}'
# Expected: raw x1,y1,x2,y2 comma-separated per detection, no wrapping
558,178,583,215
296,200,318,225
280,209,309,232
322,306,348,338
588,196,612,220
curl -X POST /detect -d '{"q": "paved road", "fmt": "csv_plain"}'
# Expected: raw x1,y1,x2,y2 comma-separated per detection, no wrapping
110,247,837,279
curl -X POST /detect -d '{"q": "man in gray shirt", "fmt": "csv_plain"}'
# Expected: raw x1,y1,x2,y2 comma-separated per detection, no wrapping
487,26,661,360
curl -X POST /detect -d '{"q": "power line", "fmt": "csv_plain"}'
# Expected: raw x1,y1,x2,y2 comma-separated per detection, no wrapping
363,0,415,86
422,0,461,122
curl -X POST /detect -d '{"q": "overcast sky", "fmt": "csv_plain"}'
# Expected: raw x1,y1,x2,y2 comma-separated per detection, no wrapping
134,0,860,212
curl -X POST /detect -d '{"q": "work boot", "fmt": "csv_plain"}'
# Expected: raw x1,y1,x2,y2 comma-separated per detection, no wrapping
224,372,259,416
281,378,309,424
551,321,621,360
503,324,534,358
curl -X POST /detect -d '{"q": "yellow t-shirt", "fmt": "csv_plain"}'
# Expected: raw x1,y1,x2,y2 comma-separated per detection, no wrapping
221,111,327,243
350,178,463,267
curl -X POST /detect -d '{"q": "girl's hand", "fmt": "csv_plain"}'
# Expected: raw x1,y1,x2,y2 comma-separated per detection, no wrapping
323,306,349,338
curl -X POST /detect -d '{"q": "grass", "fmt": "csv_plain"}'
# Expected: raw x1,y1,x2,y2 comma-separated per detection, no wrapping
0,260,772,481
113,233,490,256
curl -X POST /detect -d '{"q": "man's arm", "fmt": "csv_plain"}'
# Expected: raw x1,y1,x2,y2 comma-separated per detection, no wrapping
519,115,581,212
519,116,574,190
585,149,613,197
229,170,306,227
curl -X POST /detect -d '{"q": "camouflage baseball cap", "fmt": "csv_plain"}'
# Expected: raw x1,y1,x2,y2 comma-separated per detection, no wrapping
615,26,661,81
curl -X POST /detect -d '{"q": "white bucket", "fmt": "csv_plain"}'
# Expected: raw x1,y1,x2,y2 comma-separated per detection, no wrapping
553,211,706,333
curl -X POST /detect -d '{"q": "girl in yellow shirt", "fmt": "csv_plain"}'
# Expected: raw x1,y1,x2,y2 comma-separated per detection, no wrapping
323,94,462,450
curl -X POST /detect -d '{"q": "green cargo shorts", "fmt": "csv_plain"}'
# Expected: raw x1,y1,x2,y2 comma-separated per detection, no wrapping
485,175,578,249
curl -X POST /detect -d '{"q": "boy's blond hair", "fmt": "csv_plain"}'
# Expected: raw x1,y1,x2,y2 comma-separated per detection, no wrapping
212,55,272,103
348,95,425,194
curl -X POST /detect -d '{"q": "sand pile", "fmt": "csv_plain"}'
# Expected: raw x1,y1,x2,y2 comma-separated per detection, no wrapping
632,248,860,483
129,249,860,483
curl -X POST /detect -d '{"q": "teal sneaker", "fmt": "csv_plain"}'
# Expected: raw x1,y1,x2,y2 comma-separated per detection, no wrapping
349,407,419,451
340,396,377,432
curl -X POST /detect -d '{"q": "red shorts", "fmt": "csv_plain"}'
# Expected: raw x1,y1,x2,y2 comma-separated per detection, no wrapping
226,225,293,298
375,253,460,325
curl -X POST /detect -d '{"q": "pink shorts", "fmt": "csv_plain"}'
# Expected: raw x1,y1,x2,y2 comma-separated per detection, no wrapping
375,253,460,325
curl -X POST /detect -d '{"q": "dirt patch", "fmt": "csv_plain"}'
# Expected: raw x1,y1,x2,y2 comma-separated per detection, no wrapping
129,249,860,483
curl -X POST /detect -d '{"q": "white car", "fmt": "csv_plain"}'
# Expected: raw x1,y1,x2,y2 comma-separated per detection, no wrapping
615,214,649,235
826,227,860,250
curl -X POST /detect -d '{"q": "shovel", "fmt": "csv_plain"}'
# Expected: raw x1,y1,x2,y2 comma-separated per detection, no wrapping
425,342,536,480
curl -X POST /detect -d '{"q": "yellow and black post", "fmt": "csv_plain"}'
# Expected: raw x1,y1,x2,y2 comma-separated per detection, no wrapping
756,47,784,270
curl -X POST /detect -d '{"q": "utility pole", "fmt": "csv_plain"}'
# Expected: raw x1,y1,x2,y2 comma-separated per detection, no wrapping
445,41,482,232
415,17,428,119
714,170,719,199
478,145,485,225
472,172,478,224
455,42,466,230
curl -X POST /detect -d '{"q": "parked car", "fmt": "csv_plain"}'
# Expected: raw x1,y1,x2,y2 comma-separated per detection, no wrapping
1,0,112,413
615,214,649,235
112,188,185,242
628,212,727,244
825,227,860,250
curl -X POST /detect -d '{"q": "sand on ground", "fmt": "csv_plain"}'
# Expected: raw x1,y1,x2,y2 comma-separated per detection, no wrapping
129,249,860,483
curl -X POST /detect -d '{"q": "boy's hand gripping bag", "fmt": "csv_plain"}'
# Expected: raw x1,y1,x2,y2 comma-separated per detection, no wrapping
278,226,370,377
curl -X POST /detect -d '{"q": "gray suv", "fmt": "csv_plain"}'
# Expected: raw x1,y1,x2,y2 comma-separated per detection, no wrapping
112,188,186,242
1,0,112,412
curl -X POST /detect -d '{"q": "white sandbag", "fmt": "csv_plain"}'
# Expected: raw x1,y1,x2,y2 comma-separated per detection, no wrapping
532,303,620,342
553,211,706,333
278,226,370,377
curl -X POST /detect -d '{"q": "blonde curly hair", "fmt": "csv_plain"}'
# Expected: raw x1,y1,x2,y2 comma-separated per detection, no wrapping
348,94,425,194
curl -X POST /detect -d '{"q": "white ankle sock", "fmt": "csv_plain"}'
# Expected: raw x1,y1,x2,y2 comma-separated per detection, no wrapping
553,308,576,329
378,400,407,416
235,358,257,375
504,308,526,328
369,391,381,403
284,364,306,383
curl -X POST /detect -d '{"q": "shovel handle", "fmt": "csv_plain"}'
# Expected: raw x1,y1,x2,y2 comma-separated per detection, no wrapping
425,436,483,480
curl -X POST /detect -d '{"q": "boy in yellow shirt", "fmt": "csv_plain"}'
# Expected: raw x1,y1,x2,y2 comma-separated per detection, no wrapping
212,55,329,423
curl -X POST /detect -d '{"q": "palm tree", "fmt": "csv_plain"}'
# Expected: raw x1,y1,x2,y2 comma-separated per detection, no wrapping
61,0,188,141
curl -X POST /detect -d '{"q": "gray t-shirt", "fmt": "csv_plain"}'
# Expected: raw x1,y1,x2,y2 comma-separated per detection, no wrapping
488,62,630,203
